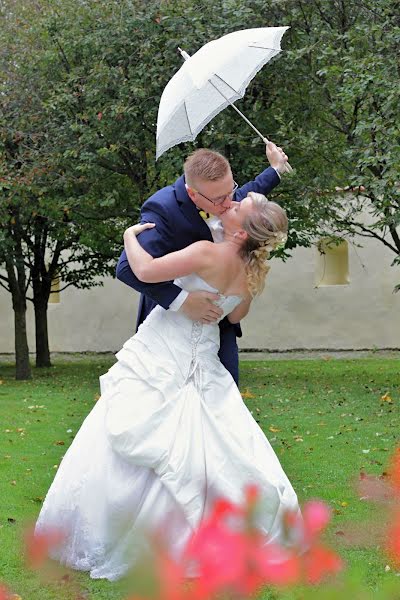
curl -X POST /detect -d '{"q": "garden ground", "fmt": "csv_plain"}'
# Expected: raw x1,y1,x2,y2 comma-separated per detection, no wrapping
0,356,399,599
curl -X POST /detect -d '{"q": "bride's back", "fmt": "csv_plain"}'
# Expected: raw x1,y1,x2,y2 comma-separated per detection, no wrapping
195,242,248,297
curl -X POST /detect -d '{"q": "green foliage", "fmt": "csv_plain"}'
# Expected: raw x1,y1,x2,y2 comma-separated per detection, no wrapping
0,0,398,376
269,0,400,277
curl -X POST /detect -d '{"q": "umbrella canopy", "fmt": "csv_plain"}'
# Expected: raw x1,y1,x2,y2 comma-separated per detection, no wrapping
156,27,289,160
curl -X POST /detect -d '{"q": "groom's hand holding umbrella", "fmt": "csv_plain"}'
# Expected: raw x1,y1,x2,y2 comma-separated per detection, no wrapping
266,141,289,175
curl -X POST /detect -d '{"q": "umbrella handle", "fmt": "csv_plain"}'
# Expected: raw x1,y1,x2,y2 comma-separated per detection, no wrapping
262,136,293,174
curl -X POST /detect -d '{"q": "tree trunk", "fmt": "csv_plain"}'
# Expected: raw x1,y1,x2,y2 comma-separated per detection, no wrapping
34,300,51,367
6,251,31,380
31,219,54,368
14,301,32,380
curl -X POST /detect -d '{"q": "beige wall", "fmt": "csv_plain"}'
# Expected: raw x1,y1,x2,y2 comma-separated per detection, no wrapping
243,241,399,350
0,237,399,353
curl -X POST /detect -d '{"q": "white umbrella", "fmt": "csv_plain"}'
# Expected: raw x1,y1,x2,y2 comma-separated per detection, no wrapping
156,27,292,172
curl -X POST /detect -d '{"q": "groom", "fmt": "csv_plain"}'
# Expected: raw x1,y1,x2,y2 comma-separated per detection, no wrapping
116,142,289,384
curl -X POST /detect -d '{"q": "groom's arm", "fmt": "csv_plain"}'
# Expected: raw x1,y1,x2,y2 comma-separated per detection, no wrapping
116,198,183,310
235,141,289,200
235,166,280,201
117,197,222,320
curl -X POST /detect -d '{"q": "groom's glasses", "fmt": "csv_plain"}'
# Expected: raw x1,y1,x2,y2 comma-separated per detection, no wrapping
192,181,238,206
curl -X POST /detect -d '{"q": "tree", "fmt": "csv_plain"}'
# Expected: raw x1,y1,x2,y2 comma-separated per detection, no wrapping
0,0,138,375
4,0,396,380
268,0,400,284
198,0,400,279
1,0,310,378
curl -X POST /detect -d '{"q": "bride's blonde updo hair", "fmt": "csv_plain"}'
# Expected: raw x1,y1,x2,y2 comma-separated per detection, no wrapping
239,192,288,297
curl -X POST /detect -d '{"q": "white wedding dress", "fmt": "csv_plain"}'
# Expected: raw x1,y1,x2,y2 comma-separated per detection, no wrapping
36,274,299,581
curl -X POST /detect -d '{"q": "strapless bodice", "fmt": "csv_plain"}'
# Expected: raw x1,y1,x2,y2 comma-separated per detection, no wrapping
115,274,243,386
173,273,243,322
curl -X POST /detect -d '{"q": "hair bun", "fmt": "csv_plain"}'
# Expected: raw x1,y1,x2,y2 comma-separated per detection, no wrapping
261,231,287,252
275,232,288,245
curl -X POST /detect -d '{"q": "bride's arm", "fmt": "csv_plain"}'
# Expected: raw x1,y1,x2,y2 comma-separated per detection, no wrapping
123,223,214,283
227,293,252,324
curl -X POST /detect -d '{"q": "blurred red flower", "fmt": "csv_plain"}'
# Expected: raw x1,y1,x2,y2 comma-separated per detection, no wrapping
25,527,65,569
389,447,400,495
0,585,10,600
184,499,247,596
248,542,301,588
183,487,342,597
386,510,400,569
302,501,331,540
302,545,343,584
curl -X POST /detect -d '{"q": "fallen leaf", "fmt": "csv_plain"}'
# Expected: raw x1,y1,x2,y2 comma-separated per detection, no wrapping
241,388,255,399
381,393,393,403
269,426,281,433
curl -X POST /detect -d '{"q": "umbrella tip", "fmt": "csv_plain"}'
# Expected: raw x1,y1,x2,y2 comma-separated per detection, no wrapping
177,47,191,61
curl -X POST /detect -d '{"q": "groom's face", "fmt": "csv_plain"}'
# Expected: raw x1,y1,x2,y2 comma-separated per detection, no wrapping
186,171,235,217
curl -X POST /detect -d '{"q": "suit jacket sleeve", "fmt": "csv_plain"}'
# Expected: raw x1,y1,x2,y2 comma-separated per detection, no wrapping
116,197,182,310
235,166,280,200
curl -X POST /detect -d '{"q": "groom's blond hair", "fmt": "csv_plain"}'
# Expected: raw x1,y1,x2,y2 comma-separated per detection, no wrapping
184,149,230,186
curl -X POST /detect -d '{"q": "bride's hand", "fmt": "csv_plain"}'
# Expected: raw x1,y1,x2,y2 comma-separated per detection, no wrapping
124,223,156,238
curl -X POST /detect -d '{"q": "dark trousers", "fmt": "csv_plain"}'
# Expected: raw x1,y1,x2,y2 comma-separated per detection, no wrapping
218,325,239,386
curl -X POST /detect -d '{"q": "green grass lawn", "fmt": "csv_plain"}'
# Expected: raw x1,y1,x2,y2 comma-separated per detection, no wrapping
0,357,399,599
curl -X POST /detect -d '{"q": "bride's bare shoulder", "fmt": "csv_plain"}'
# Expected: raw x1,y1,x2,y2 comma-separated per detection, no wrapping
190,240,218,255
193,240,215,249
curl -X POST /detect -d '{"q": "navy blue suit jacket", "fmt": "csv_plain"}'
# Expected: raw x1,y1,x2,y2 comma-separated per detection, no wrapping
116,166,280,382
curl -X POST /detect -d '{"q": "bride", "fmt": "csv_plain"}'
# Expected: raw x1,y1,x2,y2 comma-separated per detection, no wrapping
35,192,299,581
